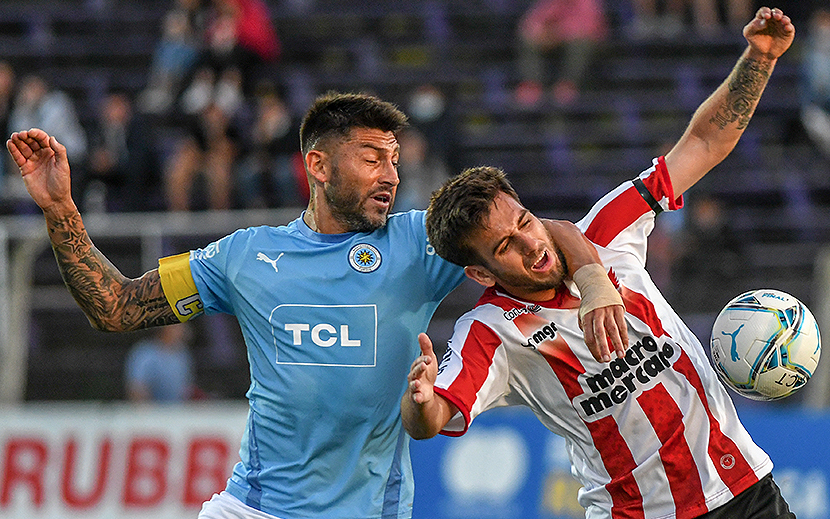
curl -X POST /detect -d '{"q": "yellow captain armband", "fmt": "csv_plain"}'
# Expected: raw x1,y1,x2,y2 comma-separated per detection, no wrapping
158,252,204,322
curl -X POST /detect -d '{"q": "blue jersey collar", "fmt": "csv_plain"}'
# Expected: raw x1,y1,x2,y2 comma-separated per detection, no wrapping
296,211,359,242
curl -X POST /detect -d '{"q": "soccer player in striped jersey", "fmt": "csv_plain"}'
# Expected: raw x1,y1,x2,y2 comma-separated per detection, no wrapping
403,7,796,519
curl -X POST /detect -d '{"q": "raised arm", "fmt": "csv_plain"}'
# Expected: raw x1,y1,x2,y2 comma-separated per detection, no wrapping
7,128,178,331
401,333,457,440
665,7,795,196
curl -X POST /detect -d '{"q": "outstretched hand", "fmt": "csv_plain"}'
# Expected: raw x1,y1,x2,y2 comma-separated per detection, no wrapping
407,333,438,404
744,7,795,60
6,128,76,216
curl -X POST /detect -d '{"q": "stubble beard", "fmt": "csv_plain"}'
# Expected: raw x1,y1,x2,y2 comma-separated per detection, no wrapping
324,164,391,233
488,246,568,295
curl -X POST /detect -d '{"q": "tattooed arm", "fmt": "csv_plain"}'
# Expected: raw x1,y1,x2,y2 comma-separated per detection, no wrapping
665,7,795,196
8,128,178,331
48,211,179,330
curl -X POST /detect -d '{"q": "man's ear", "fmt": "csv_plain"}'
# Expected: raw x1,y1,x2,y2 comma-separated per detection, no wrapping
464,265,497,288
305,150,328,184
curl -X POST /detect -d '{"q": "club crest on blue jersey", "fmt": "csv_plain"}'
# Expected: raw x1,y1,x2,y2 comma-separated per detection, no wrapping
349,243,382,273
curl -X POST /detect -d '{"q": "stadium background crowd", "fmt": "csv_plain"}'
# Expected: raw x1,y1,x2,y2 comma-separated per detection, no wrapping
0,0,828,407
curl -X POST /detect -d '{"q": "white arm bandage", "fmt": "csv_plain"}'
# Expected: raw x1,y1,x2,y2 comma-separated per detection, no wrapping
572,263,623,321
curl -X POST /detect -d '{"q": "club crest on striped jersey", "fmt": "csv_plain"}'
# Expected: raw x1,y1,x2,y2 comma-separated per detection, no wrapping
349,243,382,273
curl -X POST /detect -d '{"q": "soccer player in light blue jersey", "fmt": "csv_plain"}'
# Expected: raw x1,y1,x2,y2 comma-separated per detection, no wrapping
8,92,626,519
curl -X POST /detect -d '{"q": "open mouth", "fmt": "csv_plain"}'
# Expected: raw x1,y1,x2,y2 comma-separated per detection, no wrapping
531,250,550,271
372,193,392,206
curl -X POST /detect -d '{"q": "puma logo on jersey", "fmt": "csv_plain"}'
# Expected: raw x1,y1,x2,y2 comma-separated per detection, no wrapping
257,252,284,273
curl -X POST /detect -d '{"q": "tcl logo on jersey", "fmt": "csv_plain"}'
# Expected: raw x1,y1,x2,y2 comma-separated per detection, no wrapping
574,335,680,421
285,323,361,347
269,304,377,367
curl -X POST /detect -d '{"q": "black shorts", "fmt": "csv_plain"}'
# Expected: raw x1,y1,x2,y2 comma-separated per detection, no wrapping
697,473,795,519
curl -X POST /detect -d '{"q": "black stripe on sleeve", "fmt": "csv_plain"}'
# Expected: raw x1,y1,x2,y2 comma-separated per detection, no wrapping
632,177,663,215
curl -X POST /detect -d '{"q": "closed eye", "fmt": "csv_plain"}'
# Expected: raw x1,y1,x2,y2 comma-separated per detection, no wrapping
519,210,531,228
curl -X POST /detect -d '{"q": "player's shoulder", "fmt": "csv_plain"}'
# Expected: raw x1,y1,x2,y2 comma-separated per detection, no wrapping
461,287,559,334
456,289,519,325
228,222,297,244
191,224,292,262
372,210,428,247
387,209,427,230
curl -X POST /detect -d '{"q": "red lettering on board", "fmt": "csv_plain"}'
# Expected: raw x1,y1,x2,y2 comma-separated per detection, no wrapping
61,436,112,509
122,437,169,507
183,436,230,506
1,438,48,507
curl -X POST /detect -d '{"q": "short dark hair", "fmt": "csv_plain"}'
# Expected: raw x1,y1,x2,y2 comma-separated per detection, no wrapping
299,91,408,155
426,166,520,267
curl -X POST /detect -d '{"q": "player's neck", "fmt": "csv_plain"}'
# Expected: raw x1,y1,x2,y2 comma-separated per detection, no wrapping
303,202,349,234
499,284,562,304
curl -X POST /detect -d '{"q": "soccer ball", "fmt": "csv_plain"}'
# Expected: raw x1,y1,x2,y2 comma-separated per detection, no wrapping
709,289,821,401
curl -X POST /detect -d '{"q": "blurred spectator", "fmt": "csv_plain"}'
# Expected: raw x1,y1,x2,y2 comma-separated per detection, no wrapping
137,0,205,115
125,324,196,402
226,0,280,68
405,84,458,171
7,74,87,211
0,61,16,144
801,7,830,159
514,0,608,107
83,91,162,212
394,127,450,211
8,75,87,164
722,0,754,32
627,0,690,39
236,81,306,208
179,0,280,113
164,101,240,211
670,193,744,314
181,64,246,116
627,0,753,39
0,61,16,206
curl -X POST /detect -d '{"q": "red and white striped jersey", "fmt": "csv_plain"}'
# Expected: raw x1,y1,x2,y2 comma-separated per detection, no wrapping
433,157,772,519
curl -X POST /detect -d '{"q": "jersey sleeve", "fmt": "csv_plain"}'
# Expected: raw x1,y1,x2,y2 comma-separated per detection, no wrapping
578,156,682,265
185,232,242,315
434,316,511,436
158,252,204,322
410,210,466,300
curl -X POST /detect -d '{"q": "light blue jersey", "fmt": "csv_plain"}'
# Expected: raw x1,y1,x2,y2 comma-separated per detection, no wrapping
188,210,465,519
